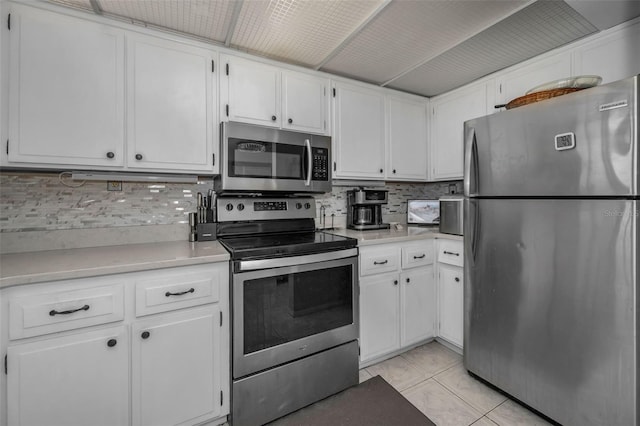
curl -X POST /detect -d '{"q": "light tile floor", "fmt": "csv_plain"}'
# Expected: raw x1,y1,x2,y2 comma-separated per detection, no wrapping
360,342,553,426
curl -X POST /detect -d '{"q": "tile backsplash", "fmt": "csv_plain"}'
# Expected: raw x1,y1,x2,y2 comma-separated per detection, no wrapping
0,172,461,233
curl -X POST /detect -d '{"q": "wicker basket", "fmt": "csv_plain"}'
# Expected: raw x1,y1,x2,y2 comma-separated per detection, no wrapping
506,88,584,109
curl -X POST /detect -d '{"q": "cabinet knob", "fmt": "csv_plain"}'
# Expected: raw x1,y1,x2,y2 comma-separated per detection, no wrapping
106,151,115,159
141,331,150,339
135,153,143,161
393,169,396,174
271,115,277,121
393,280,398,286
107,339,117,347
379,169,383,173
406,278,410,283
455,277,460,282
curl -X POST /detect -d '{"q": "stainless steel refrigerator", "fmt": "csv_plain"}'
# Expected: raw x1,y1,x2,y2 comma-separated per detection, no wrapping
463,74,638,426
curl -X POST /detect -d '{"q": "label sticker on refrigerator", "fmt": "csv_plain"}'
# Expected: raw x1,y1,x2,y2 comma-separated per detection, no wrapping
555,132,575,151
599,100,628,111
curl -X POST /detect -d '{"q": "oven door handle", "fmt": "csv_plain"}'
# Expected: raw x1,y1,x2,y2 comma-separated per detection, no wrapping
238,248,358,272
304,139,312,187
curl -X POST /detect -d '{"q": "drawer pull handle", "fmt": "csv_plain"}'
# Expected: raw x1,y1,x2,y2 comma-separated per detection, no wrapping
455,277,460,282
165,288,195,297
373,260,388,265
49,304,90,316
413,254,426,259
107,339,117,348
443,251,460,256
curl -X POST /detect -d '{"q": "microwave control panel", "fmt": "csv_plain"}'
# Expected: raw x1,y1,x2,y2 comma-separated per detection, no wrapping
312,148,329,181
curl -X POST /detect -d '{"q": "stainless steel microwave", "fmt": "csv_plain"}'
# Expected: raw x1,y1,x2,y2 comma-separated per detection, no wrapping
215,122,332,194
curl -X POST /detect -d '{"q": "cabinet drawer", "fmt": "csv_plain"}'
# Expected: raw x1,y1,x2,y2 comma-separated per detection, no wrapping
437,240,464,267
135,264,222,317
9,283,125,340
360,245,400,276
402,242,434,269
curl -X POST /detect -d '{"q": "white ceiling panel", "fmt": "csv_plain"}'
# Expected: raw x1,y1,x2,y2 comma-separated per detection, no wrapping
97,0,235,43
229,0,387,67
320,0,529,85
388,0,598,96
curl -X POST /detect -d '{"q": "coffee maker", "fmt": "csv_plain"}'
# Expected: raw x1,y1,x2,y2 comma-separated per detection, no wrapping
347,188,390,230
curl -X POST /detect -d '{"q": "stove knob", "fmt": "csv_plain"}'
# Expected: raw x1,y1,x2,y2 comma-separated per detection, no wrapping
304,202,311,209
225,203,233,211
237,203,245,211
296,202,302,209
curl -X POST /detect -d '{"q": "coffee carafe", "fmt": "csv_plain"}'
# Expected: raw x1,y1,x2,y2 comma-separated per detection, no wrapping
347,188,390,230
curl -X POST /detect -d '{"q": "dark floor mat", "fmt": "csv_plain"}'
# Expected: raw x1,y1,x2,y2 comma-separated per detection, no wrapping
268,375,436,426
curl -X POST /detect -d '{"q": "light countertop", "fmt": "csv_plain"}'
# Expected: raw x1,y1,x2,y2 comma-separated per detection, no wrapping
0,240,229,289
326,226,463,246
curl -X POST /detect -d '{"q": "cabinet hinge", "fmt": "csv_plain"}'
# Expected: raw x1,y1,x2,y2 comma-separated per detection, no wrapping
225,104,229,117
7,14,10,31
211,60,215,73
332,88,336,97
220,390,224,405
219,311,223,327
4,354,7,375
225,63,229,76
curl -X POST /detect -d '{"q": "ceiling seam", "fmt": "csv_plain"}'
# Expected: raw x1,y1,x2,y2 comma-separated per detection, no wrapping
88,0,102,15
379,0,539,87
225,0,244,47
313,0,393,72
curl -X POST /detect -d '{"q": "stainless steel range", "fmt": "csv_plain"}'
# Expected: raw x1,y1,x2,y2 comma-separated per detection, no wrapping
216,195,359,426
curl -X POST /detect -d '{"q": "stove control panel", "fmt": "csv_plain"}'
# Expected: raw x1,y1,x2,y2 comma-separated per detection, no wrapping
217,196,315,222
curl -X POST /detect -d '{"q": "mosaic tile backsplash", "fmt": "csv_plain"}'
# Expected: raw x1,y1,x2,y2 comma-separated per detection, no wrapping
0,172,461,233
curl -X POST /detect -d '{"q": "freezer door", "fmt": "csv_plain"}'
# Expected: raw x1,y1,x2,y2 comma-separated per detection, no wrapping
464,198,637,426
464,75,638,197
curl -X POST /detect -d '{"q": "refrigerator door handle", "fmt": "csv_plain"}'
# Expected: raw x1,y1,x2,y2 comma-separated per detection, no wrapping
464,127,479,196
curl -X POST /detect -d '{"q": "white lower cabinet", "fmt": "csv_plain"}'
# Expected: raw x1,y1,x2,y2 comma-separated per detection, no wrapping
1,263,229,426
359,241,435,364
436,239,464,349
7,326,130,426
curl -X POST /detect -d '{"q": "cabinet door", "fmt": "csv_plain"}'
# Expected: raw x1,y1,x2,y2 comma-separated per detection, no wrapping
132,305,221,426
7,326,129,426
127,35,215,173
359,273,400,362
333,82,386,179
387,96,428,181
224,55,280,127
495,53,572,105
573,21,640,85
8,10,124,167
431,84,486,180
437,263,464,348
400,266,435,347
282,70,329,135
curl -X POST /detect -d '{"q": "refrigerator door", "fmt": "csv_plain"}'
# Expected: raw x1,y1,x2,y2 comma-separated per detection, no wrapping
464,75,638,197
464,198,637,426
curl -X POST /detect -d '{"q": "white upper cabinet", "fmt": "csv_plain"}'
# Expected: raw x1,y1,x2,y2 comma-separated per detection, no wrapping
430,83,487,180
222,55,281,128
495,53,572,106
221,54,329,135
8,8,125,167
387,95,428,181
573,20,640,85
332,81,386,179
126,34,216,173
282,70,329,134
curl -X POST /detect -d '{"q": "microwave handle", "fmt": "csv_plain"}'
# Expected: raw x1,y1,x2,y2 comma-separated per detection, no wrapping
304,139,312,186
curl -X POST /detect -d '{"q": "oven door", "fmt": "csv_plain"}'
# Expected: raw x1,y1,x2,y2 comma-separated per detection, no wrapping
232,250,358,379
218,122,331,193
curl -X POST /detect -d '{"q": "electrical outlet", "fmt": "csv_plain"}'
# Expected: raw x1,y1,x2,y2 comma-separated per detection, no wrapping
448,183,456,194
107,181,122,191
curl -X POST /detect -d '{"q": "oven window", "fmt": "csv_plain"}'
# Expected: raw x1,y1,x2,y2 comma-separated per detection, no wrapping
228,138,304,180
242,265,353,355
